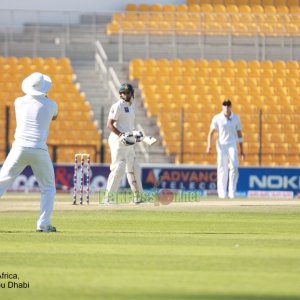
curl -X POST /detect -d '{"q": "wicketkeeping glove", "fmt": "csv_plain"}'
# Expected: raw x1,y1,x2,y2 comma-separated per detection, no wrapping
132,130,144,142
119,132,135,146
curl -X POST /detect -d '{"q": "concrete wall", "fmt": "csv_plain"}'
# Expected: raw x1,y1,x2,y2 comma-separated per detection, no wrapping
0,0,184,12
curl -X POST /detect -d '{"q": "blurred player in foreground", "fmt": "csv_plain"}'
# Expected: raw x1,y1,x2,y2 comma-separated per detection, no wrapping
206,100,245,199
103,83,144,204
0,72,58,232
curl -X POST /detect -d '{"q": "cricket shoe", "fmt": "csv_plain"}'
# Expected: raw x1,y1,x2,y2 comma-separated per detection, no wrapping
103,198,110,205
133,199,143,205
36,224,57,232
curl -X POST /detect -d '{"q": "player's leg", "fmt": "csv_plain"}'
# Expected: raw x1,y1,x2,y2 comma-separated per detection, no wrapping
228,144,239,199
30,149,56,231
216,143,229,198
126,148,143,203
0,146,27,197
106,160,126,192
104,138,126,203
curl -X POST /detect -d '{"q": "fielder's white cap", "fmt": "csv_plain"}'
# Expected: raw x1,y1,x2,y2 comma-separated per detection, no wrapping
22,72,52,96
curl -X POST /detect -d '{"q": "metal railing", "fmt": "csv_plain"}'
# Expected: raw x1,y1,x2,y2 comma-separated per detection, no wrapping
95,40,108,87
0,9,299,61
158,108,300,166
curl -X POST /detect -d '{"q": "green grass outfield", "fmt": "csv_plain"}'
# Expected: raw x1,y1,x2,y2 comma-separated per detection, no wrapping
0,193,300,300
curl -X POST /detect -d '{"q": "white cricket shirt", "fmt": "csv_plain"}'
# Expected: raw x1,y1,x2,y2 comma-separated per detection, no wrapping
13,95,58,150
210,111,242,145
108,99,135,137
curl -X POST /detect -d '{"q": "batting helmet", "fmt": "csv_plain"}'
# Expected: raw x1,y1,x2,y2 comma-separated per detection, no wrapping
119,83,134,98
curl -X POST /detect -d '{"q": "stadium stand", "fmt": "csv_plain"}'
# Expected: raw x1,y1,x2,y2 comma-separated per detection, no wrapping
107,2,300,36
2,3,299,166
130,58,300,166
186,0,300,5
0,56,108,163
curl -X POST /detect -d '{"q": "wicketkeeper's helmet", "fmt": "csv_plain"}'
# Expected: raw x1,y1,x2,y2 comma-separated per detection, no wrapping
119,83,134,98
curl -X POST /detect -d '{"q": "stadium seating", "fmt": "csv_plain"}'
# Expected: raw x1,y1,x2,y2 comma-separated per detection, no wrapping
130,58,300,166
186,0,300,6
107,3,300,36
0,56,106,163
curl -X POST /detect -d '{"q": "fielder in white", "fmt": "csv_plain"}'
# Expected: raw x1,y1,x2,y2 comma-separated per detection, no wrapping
104,83,144,204
0,72,58,232
206,100,245,199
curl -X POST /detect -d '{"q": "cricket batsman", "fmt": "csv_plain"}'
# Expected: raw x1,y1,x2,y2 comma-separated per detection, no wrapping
103,83,144,204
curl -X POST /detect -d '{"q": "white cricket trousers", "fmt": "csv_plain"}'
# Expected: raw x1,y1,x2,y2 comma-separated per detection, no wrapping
0,146,56,228
106,134,143,194
216,142,239,199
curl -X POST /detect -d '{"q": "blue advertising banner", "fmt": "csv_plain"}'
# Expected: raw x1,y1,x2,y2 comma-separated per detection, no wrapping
142,165,300,196
3,164,111,193
1,163,299,196
238,167,300,196
142,165,217,191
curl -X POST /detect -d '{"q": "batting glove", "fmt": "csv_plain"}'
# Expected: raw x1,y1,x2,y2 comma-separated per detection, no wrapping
119,132,135,146
132,130,144,142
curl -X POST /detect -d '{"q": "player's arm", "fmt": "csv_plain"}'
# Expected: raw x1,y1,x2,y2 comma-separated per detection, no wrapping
206,128,216,153
107,118,123,137
237,130,245,160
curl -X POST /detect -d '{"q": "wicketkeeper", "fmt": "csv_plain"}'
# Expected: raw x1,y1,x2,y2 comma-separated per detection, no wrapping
206,100,245,199
103,83,144,204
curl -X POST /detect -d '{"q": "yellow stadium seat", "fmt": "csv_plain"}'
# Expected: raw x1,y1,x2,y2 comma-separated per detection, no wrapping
276,5,289,13
18,57,32,66
5,56,18,65
238,5,251,13
260,61,273,70
251,5,264,13
213,4,226,12
227,5,239,13
273,60,286,69
176,4,188,12
287,0,298,5
224,0,237,4
139,4,150,11
290,5,300,13
200,4,214,12
264,0,276,5
126,4,137,11
287,61,299,69
286,23,299,34
151,4,163,12
112,13,124,22
222,59,235,69
247,60,260,69
188,4,201,12
163,4,176,13
124,13,139,22
198,0,211,4
186,0,198,4
264,5,277,14
249,0,262,5
236,0,250,4
106,22,119,35
274,0,287,5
